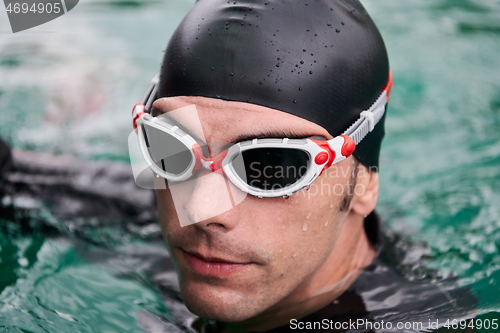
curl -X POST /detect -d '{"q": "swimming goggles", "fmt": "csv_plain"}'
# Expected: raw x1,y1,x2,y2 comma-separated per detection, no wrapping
131,72,392,198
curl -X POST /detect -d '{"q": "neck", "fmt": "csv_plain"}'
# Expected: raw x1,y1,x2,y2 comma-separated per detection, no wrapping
212,212,376,333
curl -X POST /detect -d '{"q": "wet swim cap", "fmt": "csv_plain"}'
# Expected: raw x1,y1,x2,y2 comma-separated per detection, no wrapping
158,0,389,168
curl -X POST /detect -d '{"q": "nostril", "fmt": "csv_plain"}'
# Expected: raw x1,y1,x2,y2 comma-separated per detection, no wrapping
205,222,225,228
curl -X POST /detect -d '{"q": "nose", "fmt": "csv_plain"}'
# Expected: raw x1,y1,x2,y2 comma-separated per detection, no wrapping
173,169,247,228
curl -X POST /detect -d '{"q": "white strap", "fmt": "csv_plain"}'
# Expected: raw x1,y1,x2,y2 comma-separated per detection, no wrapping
342,91,387,145
360,110,375,132
151,73,160,85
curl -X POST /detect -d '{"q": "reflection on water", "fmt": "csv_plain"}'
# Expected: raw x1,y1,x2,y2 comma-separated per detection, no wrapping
1,0,500,331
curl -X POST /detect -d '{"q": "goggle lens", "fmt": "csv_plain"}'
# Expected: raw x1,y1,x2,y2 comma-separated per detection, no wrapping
235,148,309,190
141,123,193,175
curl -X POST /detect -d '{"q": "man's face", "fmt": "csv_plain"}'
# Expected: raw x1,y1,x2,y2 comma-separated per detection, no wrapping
153,96,360,323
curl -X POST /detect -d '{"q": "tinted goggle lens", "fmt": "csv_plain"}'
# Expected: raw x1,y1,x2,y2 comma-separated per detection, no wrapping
233,148,309,190
141,123,193,175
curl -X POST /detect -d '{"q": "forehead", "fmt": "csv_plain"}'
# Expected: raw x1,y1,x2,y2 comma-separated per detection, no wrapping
152,96,333,143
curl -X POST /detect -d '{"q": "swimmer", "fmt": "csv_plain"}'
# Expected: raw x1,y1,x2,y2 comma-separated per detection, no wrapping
129,0,475,331
132,0,388,330
0,1,478,330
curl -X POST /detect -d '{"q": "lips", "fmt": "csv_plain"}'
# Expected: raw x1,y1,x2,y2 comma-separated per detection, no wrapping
178,248,253,276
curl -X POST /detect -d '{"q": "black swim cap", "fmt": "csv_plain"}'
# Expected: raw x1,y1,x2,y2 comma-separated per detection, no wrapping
158,0,389,168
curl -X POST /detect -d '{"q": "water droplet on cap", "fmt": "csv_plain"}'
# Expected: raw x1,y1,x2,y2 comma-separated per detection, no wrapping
302,223,308,231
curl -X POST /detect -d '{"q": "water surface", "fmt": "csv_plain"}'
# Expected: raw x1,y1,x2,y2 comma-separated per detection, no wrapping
1,0,499,331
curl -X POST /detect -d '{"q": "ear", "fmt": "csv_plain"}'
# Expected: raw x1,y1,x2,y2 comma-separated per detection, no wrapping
350,165,379,217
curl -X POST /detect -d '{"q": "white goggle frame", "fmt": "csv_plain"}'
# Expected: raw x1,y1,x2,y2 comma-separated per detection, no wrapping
132,72,392,198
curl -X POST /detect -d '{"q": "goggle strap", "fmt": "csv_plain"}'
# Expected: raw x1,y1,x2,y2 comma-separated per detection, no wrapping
342,91,387,145
343,71,393,144
143,74,160,113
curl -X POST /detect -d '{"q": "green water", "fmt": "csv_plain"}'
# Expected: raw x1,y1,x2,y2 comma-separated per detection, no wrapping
1,0,500,331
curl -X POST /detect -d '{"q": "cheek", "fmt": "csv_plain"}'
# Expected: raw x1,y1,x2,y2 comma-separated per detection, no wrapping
244,192,343,269
155,188,182,240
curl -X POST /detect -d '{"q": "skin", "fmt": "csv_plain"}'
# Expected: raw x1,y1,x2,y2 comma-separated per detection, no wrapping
152,96,379,333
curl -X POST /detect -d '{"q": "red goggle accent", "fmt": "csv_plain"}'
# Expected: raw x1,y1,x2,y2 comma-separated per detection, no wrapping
311,135,356,176
311,140,335,176
132,103,146,131
314,152,329,165
384,70,394,101
192,143,228,176
340,135,356,157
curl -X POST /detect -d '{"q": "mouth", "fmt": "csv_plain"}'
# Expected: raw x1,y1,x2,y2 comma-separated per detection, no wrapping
177,248,254,277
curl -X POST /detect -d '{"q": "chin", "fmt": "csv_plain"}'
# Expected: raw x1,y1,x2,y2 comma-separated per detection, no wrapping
180,282,264,322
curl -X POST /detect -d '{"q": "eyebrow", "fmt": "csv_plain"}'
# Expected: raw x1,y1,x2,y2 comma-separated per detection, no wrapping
231,131,317,143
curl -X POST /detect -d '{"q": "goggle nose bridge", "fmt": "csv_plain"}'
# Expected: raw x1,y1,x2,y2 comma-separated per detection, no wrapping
192,143,228,175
